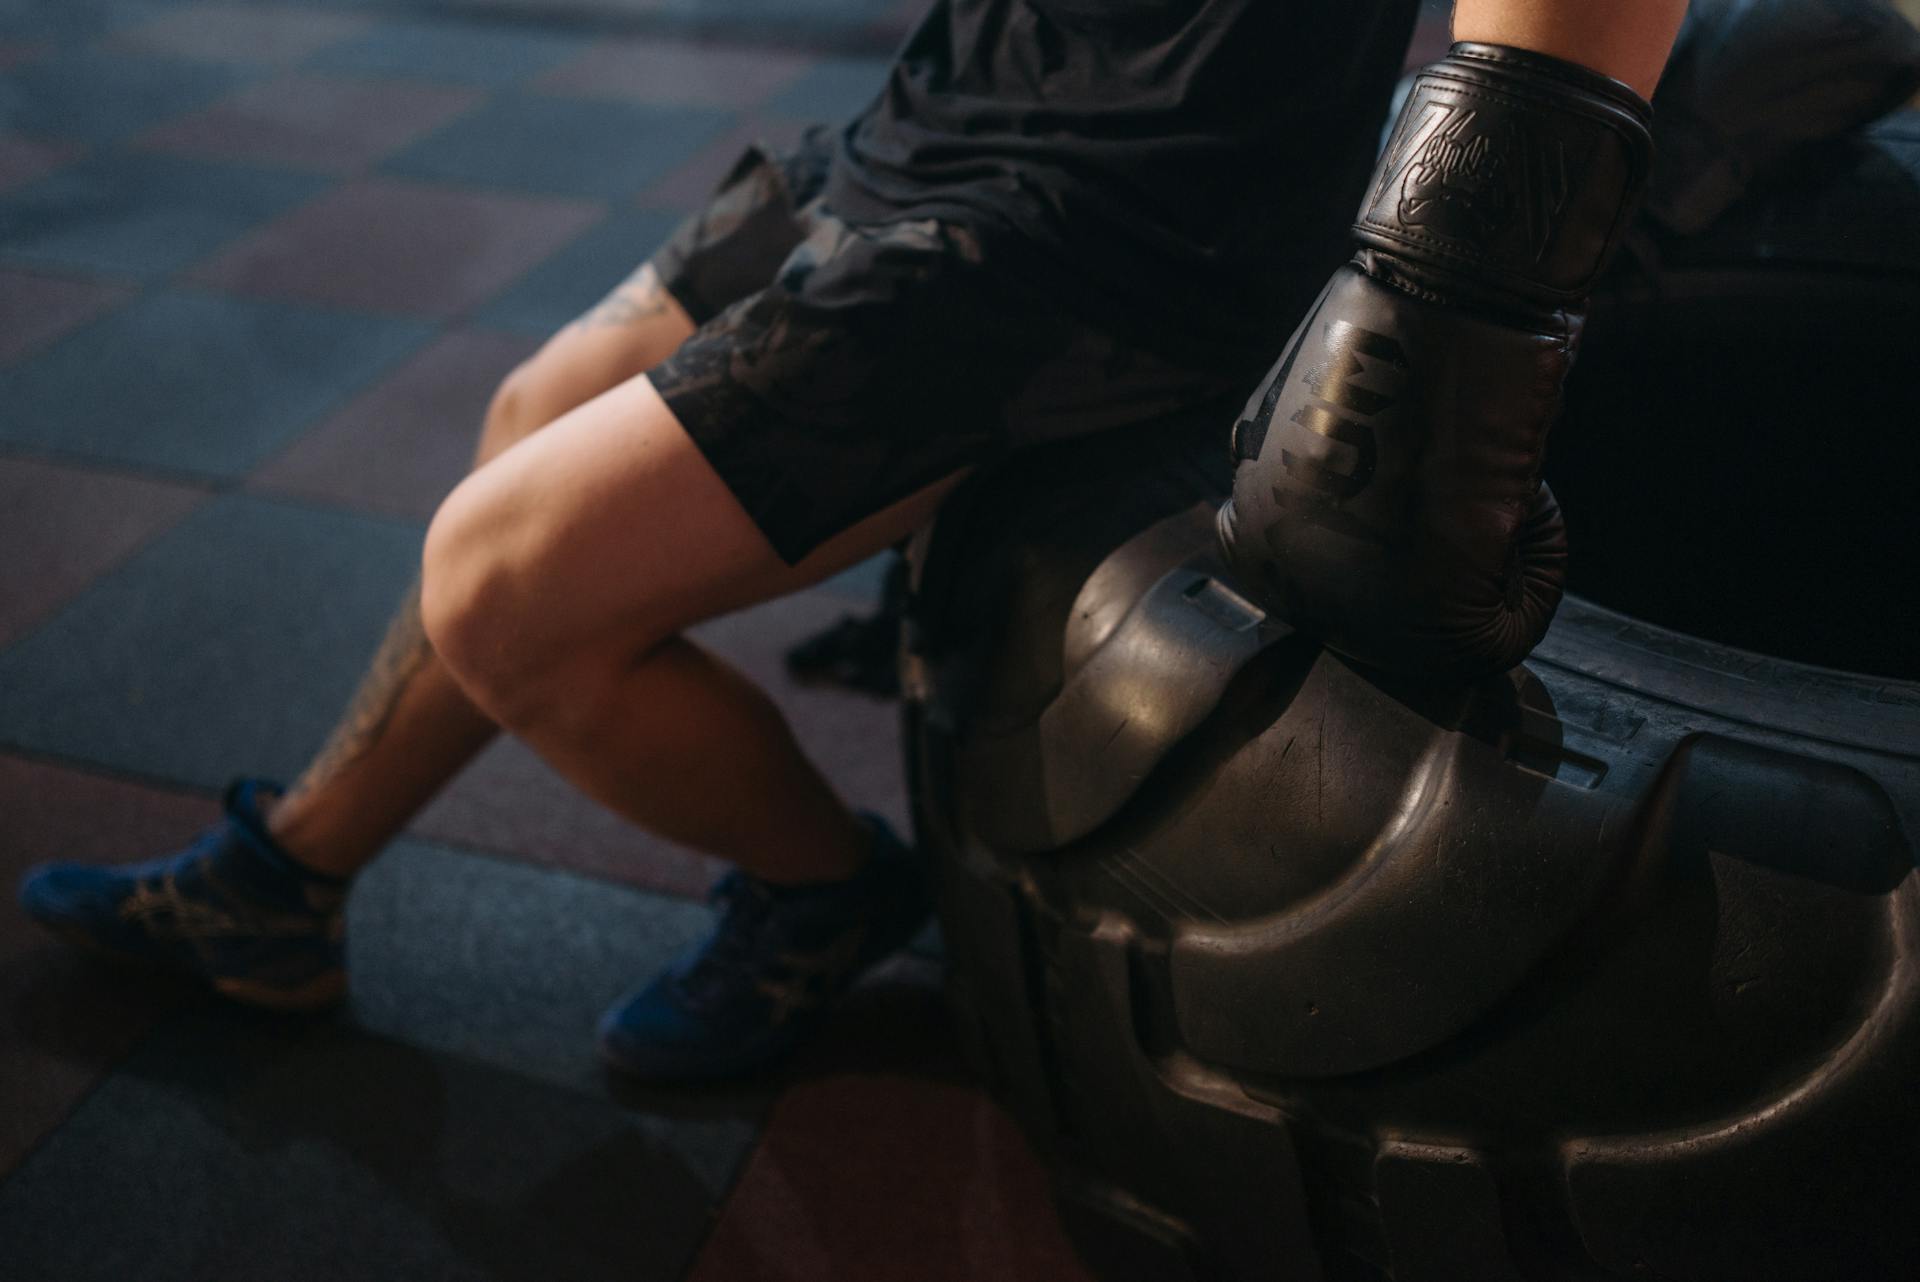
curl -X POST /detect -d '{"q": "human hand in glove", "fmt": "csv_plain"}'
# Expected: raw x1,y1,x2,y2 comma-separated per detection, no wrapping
1218,39,1655,682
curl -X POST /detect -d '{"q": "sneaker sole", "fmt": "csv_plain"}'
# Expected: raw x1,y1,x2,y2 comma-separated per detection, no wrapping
214,971,347,1013
46,923,347,1013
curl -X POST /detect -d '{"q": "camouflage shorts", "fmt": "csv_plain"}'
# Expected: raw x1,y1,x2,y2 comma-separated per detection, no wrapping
648,127,1257,564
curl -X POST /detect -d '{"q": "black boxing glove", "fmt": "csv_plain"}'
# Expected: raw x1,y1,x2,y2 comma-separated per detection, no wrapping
1217,42,1653,681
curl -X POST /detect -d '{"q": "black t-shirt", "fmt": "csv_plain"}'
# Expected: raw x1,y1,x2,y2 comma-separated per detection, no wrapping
825,0,1420,370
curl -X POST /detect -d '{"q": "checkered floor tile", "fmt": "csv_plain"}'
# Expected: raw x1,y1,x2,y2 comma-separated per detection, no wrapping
181,176,604,315
0,151,326,278
0,289,432,473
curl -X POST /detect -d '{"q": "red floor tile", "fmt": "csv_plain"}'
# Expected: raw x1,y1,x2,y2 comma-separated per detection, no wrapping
690,997,1097,1282
537,36,815,109
105,3,374,67
869,0,930,45
635,117,816,211
183,177,605,319
0,133,84,196
0,269,133,365
0,42,48,72
248,327,540,520
0,756,216,1180
0,455,207,646
136,73,481,175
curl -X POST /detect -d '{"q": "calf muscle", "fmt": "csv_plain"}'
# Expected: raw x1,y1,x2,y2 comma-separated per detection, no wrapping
264,260,699,876
288,581,435,793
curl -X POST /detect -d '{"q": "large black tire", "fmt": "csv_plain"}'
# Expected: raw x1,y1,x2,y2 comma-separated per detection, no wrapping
902,111,1920,1282
1553,108,1920,681
907,489,1919,1282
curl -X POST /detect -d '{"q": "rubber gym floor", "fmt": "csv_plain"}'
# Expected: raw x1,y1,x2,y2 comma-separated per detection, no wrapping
0,1,1447,1277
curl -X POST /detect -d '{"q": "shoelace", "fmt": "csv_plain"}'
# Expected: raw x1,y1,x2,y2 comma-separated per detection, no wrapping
117,832,338,941
678,872,783,1008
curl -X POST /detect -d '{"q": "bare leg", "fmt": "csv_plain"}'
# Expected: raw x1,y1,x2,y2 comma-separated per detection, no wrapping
421,377,965,886
268,267,697,876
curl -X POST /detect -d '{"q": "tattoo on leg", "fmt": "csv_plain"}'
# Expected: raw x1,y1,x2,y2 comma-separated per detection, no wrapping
575,265,672,331
289,581,437,793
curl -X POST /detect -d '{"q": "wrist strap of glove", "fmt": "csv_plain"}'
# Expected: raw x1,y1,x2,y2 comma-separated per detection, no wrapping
1353,42,1654,308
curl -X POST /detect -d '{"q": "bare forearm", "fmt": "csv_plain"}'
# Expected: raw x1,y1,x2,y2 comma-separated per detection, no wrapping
1453,0,1689,96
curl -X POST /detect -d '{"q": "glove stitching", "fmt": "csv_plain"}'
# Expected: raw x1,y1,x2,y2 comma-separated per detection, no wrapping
1359,80,1649,298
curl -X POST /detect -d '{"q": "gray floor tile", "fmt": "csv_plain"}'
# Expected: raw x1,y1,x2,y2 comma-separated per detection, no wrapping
0,132,83,195
607,0,899,28
0,47,249,143
817,551,893,604
0,492,424,786
870,0,931,38
0,455,207,646
0,268,134,365
470,208,684,335
182,176,604,318
757,55,891,121
106,3,373,66
0,1,169,45
0,289,433,477
347,840,726,1098
248,327,541,521
303,16,597,89
0,151,326,279
135,72,482,174
535,35,814,108
382,94,731,200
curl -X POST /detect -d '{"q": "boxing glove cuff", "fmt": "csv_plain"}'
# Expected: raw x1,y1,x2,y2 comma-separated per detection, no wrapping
1353,42,1654,310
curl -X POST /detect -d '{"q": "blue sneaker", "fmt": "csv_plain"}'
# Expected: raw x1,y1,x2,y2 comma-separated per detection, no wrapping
18,779,349,1011
597,815,932,1080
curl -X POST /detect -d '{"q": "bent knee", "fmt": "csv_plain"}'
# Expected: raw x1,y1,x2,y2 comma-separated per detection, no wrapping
476,302,689,465
421,475,536,714
422,475,664,726
476,340,617,463
476,358,563,464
